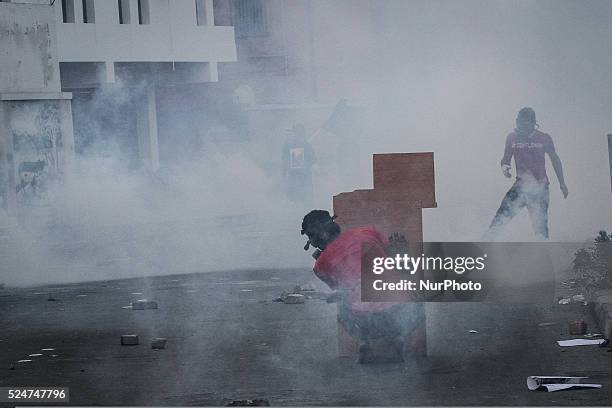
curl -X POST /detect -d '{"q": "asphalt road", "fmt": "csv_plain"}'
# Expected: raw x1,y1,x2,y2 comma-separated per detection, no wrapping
1,268,611,406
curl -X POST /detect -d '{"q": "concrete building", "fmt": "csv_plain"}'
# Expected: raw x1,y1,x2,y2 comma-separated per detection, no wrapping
52,0,237,172
1,0,387,215
0,0,74,218
1,0,238,219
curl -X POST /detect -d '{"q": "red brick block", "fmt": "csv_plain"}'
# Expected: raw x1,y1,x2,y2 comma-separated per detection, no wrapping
331,152,436,357
373,152,436,208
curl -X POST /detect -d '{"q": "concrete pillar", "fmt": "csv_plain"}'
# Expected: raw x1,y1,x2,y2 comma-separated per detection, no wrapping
59,99,75,175
0,102,16,216
208,61,219,82
137,86,160,173
129,0,139,24
205,0,215,25
104,61,116,83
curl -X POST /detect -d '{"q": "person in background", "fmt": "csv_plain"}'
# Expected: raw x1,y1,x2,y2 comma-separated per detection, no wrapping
484,107,568,240
282,124,316,206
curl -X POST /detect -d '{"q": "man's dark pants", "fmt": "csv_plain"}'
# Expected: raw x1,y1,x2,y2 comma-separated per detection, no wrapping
487,181,550,239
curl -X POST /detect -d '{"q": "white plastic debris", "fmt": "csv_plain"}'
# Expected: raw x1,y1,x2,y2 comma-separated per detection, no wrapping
121,335,139,345
28,353,42,357
558,298,571,305
557,338,606,347
17,359,32,363
527,376,602,392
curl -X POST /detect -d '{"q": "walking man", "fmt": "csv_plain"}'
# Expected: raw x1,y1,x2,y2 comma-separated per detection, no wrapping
484,107,568,240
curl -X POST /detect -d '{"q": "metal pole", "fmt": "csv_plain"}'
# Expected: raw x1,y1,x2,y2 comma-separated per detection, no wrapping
608,134,612,193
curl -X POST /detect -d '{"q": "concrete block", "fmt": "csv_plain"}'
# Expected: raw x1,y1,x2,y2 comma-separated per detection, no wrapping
131,300,158,310
151,338,167,349
121,334,139,345
283,294,306,304
569,320,587,335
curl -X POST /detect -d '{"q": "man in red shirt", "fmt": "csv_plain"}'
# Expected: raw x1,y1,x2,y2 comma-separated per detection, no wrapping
301,210,424,363
484,108,568,240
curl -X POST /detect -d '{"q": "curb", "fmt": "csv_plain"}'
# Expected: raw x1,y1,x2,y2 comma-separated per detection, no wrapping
591,289,612,340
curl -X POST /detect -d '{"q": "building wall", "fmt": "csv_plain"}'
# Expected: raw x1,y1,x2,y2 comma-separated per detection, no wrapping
54,0,237,66
0,2,62,93
0,2,74,218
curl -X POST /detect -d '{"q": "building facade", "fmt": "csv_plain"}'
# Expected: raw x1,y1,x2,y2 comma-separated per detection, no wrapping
0,1,74,218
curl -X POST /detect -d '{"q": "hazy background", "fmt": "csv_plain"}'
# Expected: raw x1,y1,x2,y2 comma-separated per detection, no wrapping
1,0,610,286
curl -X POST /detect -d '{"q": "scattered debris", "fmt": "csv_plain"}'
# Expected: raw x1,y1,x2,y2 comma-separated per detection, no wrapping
17,359,32,363
41,348,55,351
121,335,139,346
469,330,478,333
572,294,586,302
28,353,42,357
131,300,158,310
557,339,606,347
584,333,602,338
538,322,557,327
298,283,316,292
226,399,270,406
558,298,571,305
561,280,578,288
527,376,602,392
282,294,306,304
569,320,587,335
151,338,167,350
274,284,322,303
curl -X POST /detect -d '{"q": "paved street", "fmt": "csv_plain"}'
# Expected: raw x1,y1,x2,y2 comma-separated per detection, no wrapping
1,268,612,406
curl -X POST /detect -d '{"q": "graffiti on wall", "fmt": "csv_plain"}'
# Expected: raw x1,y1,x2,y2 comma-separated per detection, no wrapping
9,100,63,205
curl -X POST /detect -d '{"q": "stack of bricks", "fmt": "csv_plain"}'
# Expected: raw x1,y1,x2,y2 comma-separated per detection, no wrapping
332,152,437,357
333,152,436,243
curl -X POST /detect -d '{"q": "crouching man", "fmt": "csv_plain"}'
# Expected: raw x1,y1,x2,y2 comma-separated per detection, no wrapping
301,209,425,363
